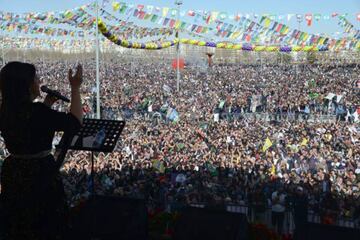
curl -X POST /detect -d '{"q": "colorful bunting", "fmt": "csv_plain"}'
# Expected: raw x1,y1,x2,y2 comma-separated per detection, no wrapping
98,18,330,52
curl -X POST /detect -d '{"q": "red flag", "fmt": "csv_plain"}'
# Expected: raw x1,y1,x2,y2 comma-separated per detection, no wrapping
138,11,146,20
206,14,211,24
305,14,312,26
331,12,338,17
172,58,185,70
187,10,195,17
169,19,176,28
276,24,283,32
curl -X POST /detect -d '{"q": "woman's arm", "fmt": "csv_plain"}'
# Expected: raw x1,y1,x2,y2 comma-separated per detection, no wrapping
68,65,83,124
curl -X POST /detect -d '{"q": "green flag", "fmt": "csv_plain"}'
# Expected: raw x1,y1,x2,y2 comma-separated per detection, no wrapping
219,100,225,109
309,92,319,99
205,162,218,176
119,5,127,14
150,14,158,23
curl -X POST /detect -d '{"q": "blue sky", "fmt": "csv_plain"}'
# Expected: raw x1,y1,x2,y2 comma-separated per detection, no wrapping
0,0,359,35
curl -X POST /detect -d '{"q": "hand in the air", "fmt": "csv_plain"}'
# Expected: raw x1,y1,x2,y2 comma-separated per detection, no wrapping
68,64,83,89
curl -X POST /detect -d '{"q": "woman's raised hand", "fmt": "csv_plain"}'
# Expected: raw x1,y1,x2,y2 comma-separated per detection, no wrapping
68,64,83,89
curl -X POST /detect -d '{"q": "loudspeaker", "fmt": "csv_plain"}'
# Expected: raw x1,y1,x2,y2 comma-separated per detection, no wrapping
298,223,360,240
70,195,147,240
173,207,249,240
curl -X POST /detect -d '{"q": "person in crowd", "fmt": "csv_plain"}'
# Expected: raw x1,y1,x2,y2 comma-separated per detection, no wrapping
271,187,287,234
292,186,308,240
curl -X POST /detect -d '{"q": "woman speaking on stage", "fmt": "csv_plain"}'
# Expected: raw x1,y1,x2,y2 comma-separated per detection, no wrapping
0,61,83,239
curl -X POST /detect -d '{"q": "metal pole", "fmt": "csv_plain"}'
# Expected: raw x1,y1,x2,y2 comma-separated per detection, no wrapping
175,1,182,92
1,36,5,64
95,0,101,119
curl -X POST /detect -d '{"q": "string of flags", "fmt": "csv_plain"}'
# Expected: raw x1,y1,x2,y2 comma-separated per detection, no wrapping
108,2,360,50
0,1,359,51
109,1,360,24
98,18,330,52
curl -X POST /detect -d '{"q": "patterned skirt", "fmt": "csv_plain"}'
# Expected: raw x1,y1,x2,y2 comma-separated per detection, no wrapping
1,155,68,240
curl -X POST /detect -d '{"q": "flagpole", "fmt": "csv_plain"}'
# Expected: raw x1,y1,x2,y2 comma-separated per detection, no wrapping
95,0,101,119
175,0,182,92
1,35,5,64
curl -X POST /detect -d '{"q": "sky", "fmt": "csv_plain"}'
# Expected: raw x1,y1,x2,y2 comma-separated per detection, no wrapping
0,0,359,35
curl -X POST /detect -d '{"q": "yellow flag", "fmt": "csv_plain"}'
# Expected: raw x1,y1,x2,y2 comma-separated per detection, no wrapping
264,18,271,28
112,2,120,11
231,32,241,39
162,7,169,17
152,160,165,173
283,27,290,35
262,137,273,152
303,33,309,41
300,138,308,146
174,20,181,29
270,164,276,175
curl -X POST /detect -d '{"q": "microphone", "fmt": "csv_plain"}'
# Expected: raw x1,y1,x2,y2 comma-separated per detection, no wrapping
41,86,70,103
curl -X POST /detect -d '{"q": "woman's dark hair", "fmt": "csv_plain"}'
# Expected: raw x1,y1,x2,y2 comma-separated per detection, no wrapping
0,61,36,133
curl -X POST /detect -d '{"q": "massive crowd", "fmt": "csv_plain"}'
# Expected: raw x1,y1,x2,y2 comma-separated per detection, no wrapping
1,58,360,233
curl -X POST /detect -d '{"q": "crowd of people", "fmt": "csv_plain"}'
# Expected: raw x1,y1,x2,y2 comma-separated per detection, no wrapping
1,58,360,233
